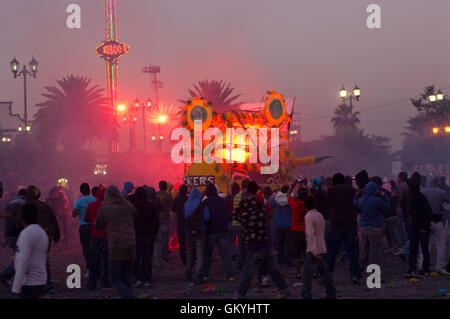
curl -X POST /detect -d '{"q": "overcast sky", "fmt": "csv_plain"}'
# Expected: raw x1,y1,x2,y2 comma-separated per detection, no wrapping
0,0,449,150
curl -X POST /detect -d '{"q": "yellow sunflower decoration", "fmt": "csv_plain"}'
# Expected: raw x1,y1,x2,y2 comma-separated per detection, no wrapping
264,90,287,127
184,97,216,131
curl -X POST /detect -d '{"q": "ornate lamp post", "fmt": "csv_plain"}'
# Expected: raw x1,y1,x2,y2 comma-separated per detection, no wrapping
9,56,38,134
339,84,361,107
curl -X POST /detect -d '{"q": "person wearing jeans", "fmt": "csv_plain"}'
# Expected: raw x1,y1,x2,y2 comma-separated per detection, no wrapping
72,183,97,274
184,188,209,283
269,186,292,266
84,187,110,290
421,175,449,274
238,246,288,297
235,181,289,299
201,184,233,281
95,185,137,299
326,173,361,282
326,230,360,279
302,197,336,299
202,232,233,279
109,261,134,298
405,174,432,277
185,234,206,282
355,181,390,270
89,238,110,289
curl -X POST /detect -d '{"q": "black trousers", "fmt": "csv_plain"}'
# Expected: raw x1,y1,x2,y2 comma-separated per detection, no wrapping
178,228,187,265
409,226,430,273
88,238,110,289
79,224,91,271
20,285,45,299
134,238,154,283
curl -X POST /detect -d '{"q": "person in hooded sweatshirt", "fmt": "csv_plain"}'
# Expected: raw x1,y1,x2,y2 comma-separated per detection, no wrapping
269,185,292,266
130,187,160,288
184,187,210,283
200,183,234,281
355,181,390,270
326,173,361,284
421,175,448,275
121,181,134,199
156,181,173,263
84,187,110,290
404,176,432,278
95,185,137,299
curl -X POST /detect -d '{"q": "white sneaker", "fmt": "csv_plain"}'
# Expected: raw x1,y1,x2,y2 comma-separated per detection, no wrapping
261,276,270,287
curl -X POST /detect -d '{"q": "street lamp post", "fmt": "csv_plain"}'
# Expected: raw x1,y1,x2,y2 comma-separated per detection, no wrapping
339,84,361,107
428,89,444,103
10,56,38,134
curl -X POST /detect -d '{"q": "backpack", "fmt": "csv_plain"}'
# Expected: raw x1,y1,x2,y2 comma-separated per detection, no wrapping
186,202,205,238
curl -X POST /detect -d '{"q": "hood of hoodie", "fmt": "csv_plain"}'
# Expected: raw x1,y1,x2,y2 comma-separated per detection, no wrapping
121,181,134,195
185,188,202,216
275,191,289,206
95,187,106,202
143,185,156,200
363,181,379,198
105,185,126,204
427,175,440,188
205,183,218,197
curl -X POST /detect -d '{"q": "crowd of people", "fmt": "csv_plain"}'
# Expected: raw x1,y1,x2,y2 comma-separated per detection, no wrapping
0,169,449,299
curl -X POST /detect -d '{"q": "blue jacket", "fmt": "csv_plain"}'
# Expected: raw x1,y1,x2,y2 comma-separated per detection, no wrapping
269,194,292,228
355,182,390,228
184,188,210,232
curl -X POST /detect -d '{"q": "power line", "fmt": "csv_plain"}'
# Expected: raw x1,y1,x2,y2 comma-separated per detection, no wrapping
300,85,450,122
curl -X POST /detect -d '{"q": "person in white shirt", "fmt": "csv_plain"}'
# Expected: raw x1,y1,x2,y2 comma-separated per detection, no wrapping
12,203,49,299
302,197,336,299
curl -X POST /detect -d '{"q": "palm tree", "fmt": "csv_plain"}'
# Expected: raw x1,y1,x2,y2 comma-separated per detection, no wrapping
33,75,115,152
179,79,242,113
330,103,361,135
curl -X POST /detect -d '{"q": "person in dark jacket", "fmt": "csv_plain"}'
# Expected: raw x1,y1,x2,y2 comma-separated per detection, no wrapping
171,184,188,265
156,181,173,262
371,176,400,256
355,181,390,270
234,181,289,298
326,173,361,283
130,187,159,288
201,183,233,281
24,185,60,294
404,178,432,277
184,188,210,283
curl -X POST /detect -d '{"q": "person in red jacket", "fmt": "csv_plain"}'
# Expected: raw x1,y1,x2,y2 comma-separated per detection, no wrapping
84,187,110,290
287,180,308,279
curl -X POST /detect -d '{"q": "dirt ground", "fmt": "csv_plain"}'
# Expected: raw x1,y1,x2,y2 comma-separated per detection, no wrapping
1,229,449,299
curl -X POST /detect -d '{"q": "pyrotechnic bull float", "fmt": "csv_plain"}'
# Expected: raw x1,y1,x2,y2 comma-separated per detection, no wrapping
179,90,329,193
